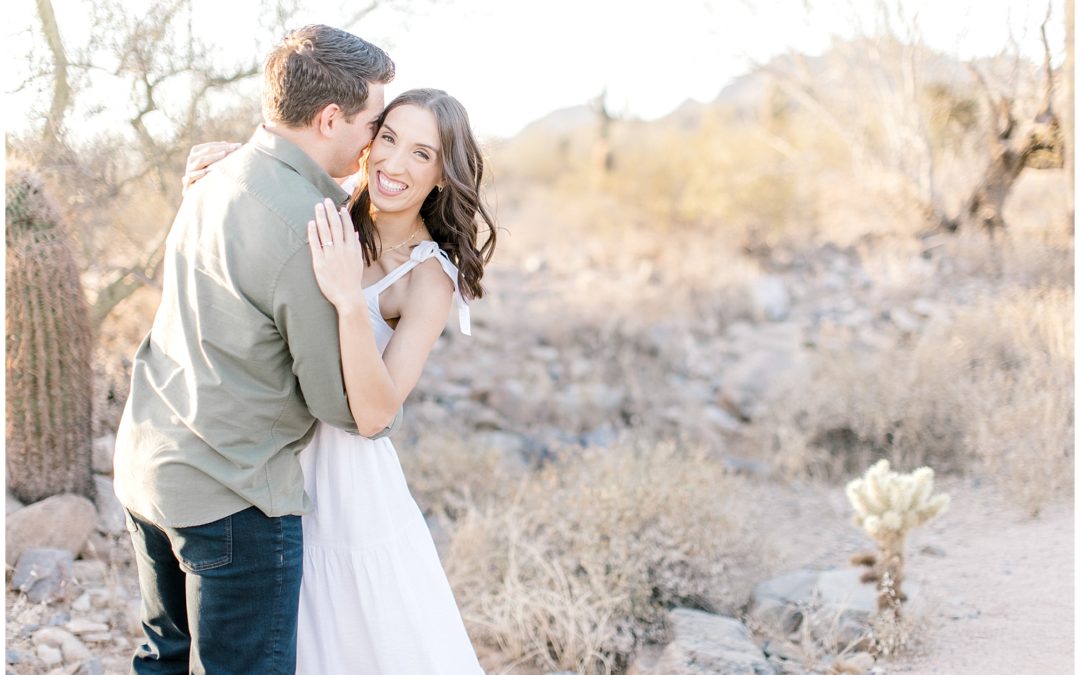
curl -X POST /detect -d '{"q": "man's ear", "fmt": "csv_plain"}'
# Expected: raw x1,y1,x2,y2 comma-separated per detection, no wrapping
314,103,342,138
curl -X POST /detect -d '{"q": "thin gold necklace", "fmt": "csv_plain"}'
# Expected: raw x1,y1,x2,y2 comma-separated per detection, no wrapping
380,217,423,253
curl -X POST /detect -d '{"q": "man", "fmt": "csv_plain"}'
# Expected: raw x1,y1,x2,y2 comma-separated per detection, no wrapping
113,25,397,673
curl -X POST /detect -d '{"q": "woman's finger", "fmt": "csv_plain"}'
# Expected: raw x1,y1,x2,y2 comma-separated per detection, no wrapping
323,198,345,248
339,207,357,249
313,201,335,251
307,220,323,260
181,168,209,194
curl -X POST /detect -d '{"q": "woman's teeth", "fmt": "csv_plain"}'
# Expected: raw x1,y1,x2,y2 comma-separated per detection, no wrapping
379,172,407,193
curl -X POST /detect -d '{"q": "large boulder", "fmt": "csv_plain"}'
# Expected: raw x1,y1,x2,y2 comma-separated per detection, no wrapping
6,494,98,566
647,608,775,675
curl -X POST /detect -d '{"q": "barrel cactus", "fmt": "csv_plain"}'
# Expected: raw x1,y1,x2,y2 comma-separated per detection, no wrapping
6,163,95,503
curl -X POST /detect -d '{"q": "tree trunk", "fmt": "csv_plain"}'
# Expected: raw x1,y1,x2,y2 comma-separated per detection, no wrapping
1066,0,1075,224
35,0,71,148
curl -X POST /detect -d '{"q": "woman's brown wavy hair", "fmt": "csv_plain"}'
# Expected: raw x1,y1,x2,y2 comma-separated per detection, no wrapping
348,88,496,300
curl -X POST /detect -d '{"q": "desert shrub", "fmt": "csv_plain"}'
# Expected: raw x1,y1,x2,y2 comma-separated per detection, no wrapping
765,285,1073,514
441,440,765,674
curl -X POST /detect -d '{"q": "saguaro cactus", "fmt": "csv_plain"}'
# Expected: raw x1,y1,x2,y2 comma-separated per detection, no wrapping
6,163,95,503
846,459,949,618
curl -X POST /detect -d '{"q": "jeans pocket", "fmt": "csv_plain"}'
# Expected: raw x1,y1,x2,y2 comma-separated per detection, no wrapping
172,514,233,573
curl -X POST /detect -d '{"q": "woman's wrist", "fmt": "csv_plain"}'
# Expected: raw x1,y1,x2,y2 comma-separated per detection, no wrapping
334,300,372,323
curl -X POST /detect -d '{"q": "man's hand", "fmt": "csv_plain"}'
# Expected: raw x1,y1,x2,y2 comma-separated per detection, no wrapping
182,141,242,195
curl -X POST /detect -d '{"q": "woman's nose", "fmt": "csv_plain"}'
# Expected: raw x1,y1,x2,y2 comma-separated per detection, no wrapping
382,148,406,174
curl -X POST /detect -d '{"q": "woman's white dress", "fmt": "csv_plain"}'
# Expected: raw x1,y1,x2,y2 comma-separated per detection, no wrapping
296,241,483,674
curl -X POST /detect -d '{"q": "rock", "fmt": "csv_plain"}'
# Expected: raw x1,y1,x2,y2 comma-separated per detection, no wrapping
77,659,105,675
72,594,91,613
5,648,27,664
626,644,665,675
886,307,920,334
72,560,108,586
91,435,116,475
6,494,98,566
703,405,742,432
750,567,914,652
60,638,92,663
46,610,71,626
11,548,75,604
485,379,528,422
65,619,109,635
80,632,112,643
557,382,625,420
719,344,809,421
651,608,774,674
92,476,126,535
78,532,112,562
36,644,62,667
833,652,875,674
31,626,76,648
580,426,618,448
762,639,802,662
6,489,24,516
721,455,772,478
750,275,791,322
473,430,528,457
748,569,819,633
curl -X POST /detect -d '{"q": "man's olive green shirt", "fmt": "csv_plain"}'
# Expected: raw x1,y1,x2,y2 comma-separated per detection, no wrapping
114,126,390,528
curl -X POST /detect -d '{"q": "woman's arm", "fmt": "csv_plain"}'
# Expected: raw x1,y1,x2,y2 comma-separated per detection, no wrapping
308,200,453,437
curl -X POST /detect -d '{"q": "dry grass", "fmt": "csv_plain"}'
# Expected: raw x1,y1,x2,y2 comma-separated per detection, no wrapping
430,440,766,674
763,283,1073,515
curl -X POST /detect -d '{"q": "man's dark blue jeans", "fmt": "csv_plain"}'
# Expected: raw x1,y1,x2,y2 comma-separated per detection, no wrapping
124,506,304,674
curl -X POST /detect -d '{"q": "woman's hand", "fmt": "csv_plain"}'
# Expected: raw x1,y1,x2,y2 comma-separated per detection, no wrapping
182,141,242,194
308,198,368,314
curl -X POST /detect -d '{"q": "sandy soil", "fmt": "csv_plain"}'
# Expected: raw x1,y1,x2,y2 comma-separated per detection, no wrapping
755,476,1075,675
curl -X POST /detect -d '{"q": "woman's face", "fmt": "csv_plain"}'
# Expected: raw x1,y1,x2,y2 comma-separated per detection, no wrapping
366,104,443,215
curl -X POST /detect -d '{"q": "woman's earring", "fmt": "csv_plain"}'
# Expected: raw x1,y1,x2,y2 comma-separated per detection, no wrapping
437,185,444,193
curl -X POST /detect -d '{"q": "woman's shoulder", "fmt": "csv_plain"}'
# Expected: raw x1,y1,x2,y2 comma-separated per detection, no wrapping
409,252,457,296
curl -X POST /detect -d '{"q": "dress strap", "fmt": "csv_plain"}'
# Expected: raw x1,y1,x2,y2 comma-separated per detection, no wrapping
365,241,471,336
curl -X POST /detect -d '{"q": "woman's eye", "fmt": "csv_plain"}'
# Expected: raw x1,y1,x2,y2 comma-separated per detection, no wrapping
381,134,394,143
415,151,430,161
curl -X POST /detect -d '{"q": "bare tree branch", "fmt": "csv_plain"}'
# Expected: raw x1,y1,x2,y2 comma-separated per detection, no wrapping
35,0,71,146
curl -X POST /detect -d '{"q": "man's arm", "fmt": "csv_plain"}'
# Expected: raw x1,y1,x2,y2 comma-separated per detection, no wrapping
272,246,401,438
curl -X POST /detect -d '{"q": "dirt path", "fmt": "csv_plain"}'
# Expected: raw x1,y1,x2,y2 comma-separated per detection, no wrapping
755,477,1074,674
885,484,1074,674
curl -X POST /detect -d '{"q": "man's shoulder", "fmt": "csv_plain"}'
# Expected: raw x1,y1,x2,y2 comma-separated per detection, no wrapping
211,145,326,236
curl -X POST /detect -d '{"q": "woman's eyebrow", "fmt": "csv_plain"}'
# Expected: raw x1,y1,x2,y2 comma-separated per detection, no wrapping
382,123,439,153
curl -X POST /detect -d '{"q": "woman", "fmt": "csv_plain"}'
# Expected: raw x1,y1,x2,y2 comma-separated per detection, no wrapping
186,88,496,673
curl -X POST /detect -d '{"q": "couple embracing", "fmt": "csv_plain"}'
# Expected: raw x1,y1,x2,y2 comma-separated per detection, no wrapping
113,24,496,674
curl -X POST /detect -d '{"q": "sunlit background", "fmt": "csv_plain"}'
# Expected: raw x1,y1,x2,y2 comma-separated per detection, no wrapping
7,0,1066,140
4,2,1074,674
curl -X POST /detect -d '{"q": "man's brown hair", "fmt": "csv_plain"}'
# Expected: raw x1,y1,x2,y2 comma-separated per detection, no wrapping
262,24,395,128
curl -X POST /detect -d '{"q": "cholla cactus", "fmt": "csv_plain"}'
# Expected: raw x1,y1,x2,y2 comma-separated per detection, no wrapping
846,459,949,617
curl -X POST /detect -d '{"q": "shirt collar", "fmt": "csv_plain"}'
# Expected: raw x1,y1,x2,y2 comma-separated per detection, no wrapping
249,125,350,207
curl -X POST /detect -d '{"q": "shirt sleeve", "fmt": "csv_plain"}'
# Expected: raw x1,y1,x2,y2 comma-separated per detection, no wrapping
271,245,402,439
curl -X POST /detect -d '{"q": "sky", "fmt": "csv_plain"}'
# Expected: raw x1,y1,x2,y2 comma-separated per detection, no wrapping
6,0,1067,141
